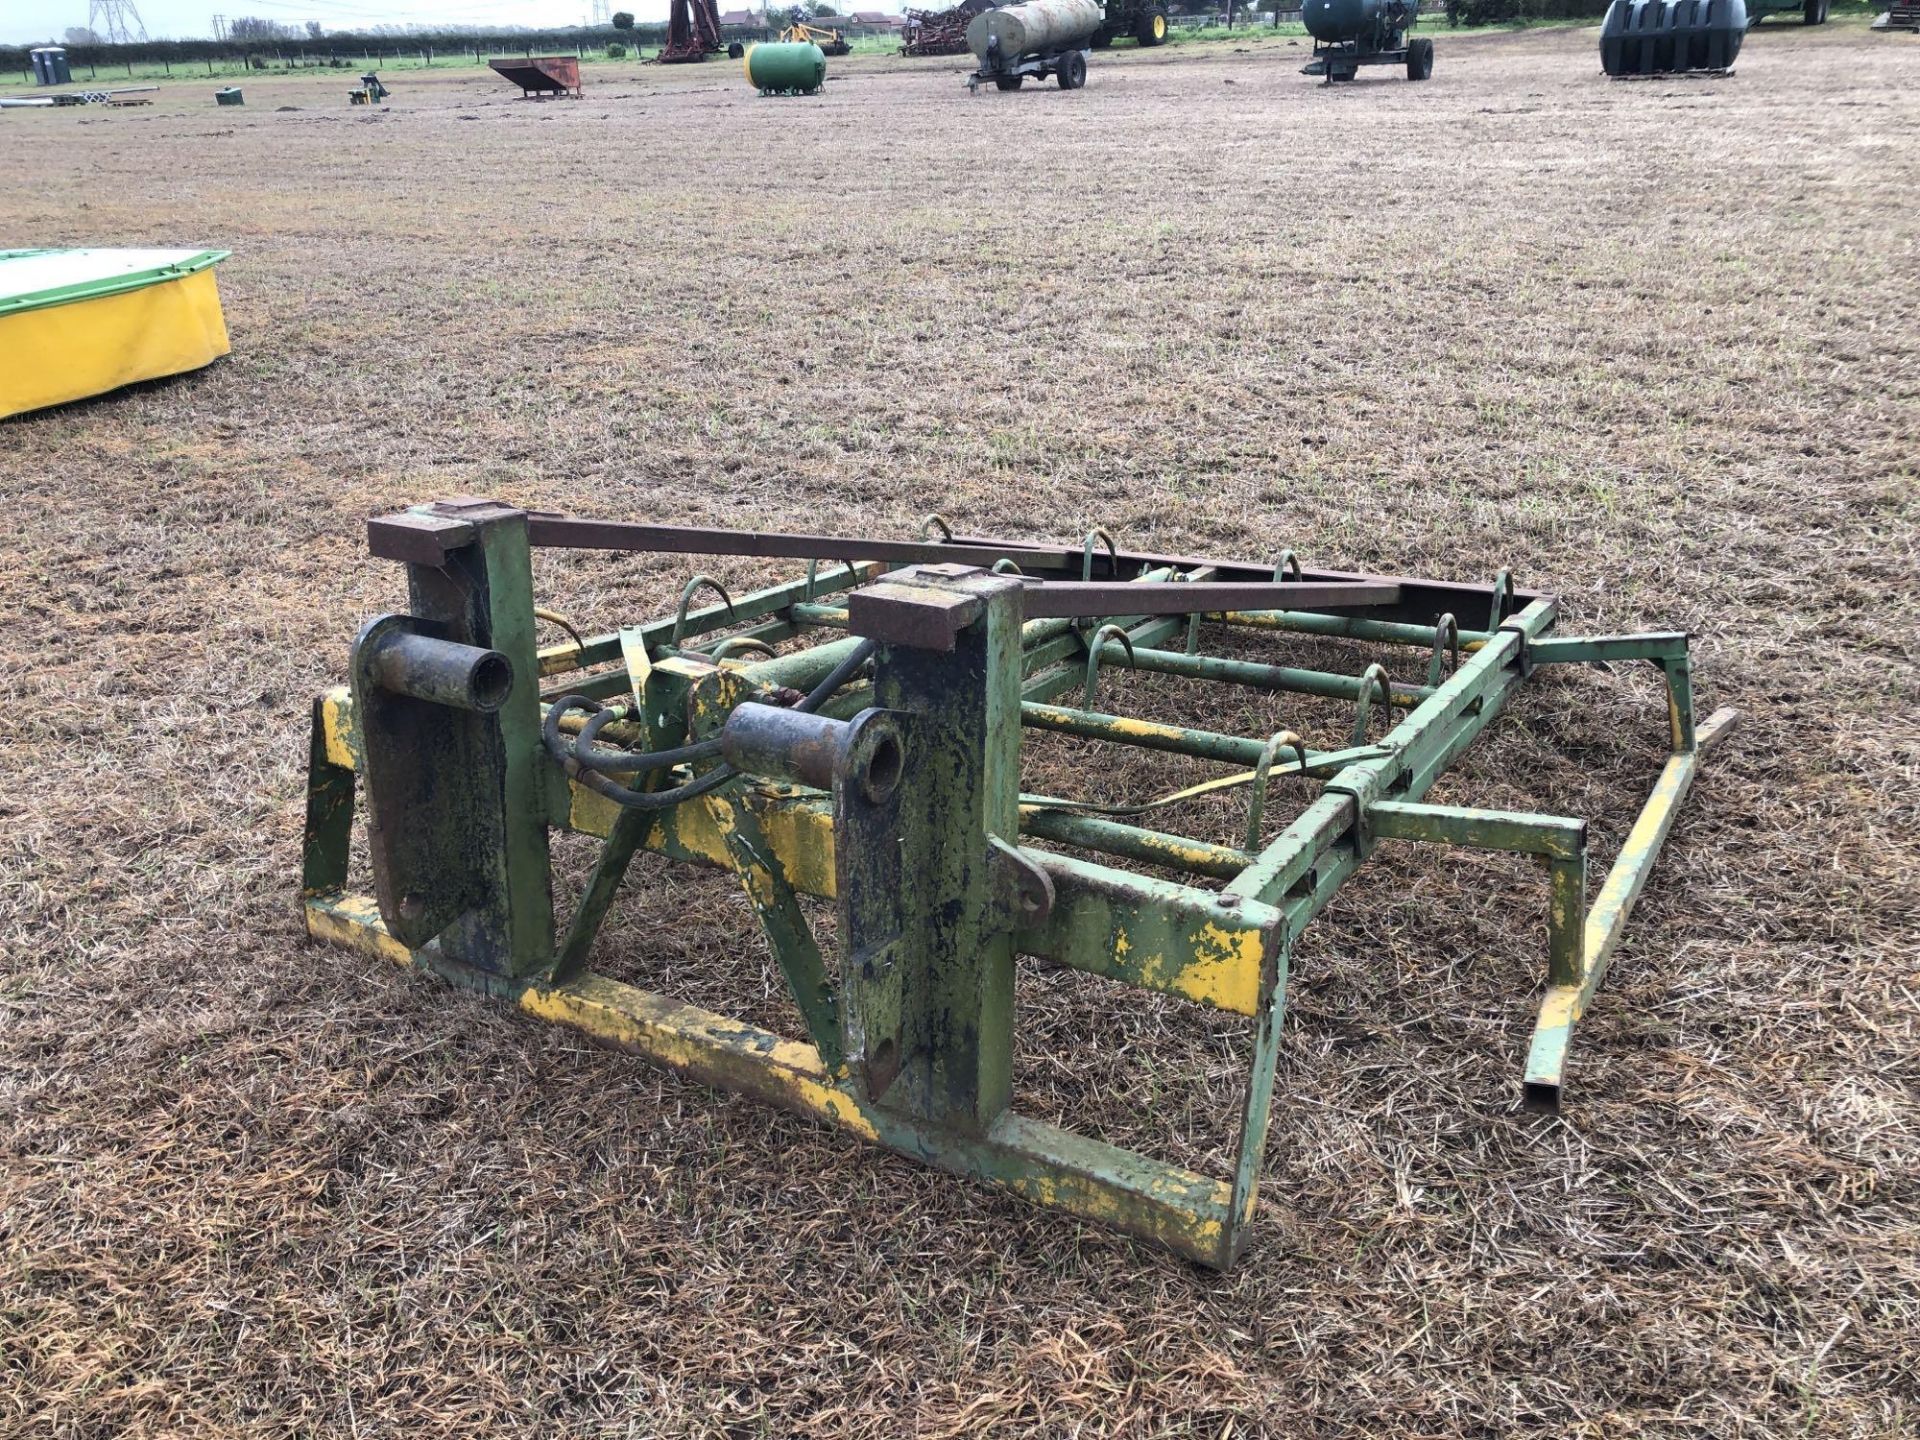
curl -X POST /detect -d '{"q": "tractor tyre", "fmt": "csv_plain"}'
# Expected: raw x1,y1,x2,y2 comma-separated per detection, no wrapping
1057,50,1088,87
1135,5,1169,44
1803,0,1828,21
1091,27,1114,46
1407,35,1433,78
996,74,1024,89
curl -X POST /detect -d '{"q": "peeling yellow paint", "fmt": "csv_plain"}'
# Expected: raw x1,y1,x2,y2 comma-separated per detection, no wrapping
1005,1171,1229,1248
305,892,412,967
518,978,880,1143
1133,919,1263,1014
319,688,356,770
1535,984,1581,1030
308,896,1240,1267
567,783,624,840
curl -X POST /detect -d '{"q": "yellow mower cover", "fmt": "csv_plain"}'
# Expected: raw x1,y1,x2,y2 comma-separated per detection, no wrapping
0,247,230,419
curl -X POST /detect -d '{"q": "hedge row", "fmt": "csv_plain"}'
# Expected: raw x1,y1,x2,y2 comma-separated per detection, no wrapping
0,26,677,70
1445,0,1613,21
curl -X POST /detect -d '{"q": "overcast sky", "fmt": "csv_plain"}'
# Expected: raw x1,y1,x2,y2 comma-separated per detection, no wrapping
0,0,863,45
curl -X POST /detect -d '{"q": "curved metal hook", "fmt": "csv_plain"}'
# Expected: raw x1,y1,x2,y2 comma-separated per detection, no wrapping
671,574,737,648
1488,568,1513,633
1082,623,1136,709
991,557,1025,576
710,636,778,663
1350,663,1394,746
804,557,860,603
1272,550,1302,583
533,605,585,654
1426,612,1460,688
1081,526,1118,583
1246,729,1310,850
919,513,955,542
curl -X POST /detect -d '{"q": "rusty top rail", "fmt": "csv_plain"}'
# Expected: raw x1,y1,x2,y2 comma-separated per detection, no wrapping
364,504,1518,629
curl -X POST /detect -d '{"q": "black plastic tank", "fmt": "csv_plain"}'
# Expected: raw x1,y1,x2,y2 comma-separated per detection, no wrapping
1601,0,1747,76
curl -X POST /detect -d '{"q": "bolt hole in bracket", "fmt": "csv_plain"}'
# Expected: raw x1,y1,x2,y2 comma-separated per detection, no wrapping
308,502,1740,1269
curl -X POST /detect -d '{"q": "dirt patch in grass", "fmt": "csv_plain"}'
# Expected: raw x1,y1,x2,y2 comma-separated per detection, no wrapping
2,22,1916,1438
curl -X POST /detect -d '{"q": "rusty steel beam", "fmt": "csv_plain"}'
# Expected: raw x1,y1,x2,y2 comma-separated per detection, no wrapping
374,511,1404,615
517,513,1098,572
1018,579,1399,618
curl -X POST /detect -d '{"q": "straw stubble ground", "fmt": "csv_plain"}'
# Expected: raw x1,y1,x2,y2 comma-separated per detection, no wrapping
1,20,1916,1437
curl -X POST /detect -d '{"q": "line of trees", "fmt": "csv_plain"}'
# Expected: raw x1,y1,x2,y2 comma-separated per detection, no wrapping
6,0,1611,72
1,23,682,71
1444,0,1612,19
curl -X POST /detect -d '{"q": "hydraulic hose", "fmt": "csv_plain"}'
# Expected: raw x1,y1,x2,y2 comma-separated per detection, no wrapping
542,638,879,811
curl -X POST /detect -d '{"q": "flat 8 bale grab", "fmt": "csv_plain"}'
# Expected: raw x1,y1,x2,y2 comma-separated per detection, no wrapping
303,500,1736,1269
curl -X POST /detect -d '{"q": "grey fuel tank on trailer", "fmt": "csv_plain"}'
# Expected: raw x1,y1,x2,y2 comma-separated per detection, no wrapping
967,0,1106,60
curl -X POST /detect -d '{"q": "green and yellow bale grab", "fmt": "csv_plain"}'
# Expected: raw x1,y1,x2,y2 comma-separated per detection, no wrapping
303,501,1735,1268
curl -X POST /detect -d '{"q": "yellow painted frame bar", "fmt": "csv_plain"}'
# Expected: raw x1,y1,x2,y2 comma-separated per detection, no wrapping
304,891,1239,1267
1521,707,1740,1112
320,688,1275,1014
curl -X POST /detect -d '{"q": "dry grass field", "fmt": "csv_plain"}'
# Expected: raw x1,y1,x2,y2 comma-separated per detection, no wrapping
3,18,1918,1437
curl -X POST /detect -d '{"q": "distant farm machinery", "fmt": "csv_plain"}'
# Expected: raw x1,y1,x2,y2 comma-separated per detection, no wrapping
303,502,1735,1268
1302,0,1433,81
662,0,728,62
781,17,853,53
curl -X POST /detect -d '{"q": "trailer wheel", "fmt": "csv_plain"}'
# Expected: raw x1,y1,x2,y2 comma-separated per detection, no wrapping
1136,6,1169,44
996,74,1024,89
1406,35,1433,78
1803,0,1828,21
1057,50,1087,87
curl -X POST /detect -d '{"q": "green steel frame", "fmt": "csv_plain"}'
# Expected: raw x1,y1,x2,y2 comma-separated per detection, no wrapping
302,499,1737,1269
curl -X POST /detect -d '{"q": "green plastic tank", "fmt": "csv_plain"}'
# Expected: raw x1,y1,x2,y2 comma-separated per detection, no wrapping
744,41,827,95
